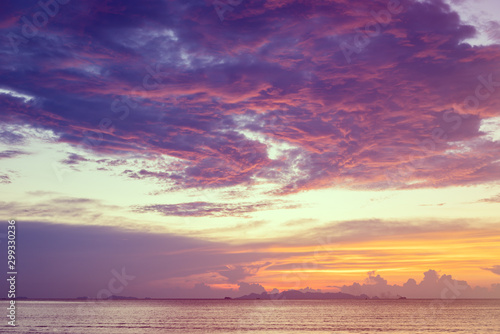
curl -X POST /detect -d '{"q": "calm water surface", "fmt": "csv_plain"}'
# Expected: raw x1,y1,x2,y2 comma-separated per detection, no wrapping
2,299,499,333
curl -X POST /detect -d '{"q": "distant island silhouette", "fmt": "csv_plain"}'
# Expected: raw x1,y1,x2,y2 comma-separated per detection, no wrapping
2,292,413,301
235,290,370,300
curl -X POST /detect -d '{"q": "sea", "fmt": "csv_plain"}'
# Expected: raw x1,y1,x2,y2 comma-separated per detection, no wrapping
2,299,499,333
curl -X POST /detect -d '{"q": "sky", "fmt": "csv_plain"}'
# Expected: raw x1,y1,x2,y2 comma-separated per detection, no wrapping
0,0,499,299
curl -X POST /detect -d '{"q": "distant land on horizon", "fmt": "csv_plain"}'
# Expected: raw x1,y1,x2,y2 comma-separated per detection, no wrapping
234,290,370,300
2,0,500,308
4,292,500,301
0,291,374,301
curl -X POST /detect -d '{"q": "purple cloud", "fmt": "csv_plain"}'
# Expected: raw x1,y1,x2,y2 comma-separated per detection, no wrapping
483,265,500,276
133,200,300,217
0,174,11,184
0,150,27,159
1,0,499,195
219,263,271,283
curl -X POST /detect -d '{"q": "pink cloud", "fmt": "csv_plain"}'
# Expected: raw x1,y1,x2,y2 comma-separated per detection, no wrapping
1,0,500,194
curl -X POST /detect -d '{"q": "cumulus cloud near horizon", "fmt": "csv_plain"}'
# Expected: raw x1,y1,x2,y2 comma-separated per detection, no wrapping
340,270,500,299
179,269,500,299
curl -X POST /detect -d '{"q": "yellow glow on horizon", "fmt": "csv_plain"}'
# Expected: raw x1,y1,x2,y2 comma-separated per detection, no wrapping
235,227,500,290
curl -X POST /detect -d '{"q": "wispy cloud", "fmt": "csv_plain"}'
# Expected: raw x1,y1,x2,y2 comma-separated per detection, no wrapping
60,153,89,165
133,200,301,217
0,196,120,225
482,265,500,275
0,174,11,184
478,193,500,203
0,150,28,159
219,263,271,283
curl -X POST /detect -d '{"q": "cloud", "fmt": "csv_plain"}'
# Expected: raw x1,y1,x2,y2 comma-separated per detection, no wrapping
483,265,500,275
0,0,499,194
0,221,277,298
0,174,11,184
289,218,471,245
219,263,271,283
237,282,267,295
266,263,328,271
298,287,322,293
0,196,124,226
0,131,25,145
0,219,498,299
478,194,500,203
133,201,300,217
485,21,500,43
0,150,28,159
340,270,500,299
61,153,89,165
